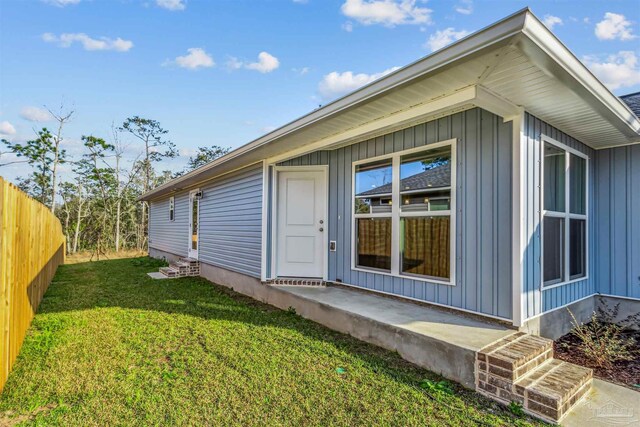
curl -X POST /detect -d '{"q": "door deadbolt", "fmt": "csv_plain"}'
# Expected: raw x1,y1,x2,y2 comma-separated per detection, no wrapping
319,220,324,224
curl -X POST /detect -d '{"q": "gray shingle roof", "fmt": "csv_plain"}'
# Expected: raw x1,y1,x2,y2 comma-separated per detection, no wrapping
356,163,450,197
620,92,640,118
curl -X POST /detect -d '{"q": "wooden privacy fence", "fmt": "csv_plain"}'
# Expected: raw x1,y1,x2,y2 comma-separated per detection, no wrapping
0,177,65,392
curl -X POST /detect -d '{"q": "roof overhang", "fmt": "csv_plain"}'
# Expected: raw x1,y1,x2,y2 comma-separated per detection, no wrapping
140,8,640,201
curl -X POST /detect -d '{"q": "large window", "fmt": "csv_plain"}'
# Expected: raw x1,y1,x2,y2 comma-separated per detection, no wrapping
353,141,455,283
542,138,588,287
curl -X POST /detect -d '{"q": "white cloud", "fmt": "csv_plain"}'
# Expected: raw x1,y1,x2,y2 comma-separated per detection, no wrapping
543,15,563,30
454,0,472,15
318,66,400,99
0,121,16,136
227,52,280,73
292,67,310,75
42,0,81,7
584,51,640,90
342,21,354,32
341,0,431,27
170,48,215,70
425,28,469,52
42,32,133,52
246,52,280,73
595,12,636,41
156,0,186,11
20,107,53,122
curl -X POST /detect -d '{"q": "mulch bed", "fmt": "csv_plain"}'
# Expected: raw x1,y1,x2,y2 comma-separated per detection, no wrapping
554,329,640,391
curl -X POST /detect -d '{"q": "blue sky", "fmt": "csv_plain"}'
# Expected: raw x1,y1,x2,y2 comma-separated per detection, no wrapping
1,0,639,183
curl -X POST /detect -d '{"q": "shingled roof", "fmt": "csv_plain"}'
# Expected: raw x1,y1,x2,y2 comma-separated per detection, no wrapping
356,163,451,197
620,92,640,118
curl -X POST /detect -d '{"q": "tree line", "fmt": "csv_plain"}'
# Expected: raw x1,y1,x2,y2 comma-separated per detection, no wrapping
0,107,229,258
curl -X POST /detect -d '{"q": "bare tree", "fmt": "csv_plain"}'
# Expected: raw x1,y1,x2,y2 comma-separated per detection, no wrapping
119,117,176,249
47,104,75,213
109,124,141,252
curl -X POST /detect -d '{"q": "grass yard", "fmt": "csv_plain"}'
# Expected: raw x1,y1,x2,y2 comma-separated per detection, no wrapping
0,257,545,426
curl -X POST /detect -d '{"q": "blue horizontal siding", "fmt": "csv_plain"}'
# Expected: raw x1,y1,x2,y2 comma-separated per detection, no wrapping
149,191,189,257
279,108,513,319
594,145,640,299
198,163,263,278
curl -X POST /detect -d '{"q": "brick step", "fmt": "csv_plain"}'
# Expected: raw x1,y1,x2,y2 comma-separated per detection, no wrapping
477,332,553,382
159,266,179,278
264,278,325,287
476,332,593,424
513,359,592,423
170,261,189,271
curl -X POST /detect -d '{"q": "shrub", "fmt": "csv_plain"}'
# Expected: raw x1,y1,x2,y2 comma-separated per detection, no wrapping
566,307,637,368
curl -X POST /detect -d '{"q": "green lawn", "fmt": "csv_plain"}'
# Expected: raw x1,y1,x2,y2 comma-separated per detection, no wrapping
0,257,545,426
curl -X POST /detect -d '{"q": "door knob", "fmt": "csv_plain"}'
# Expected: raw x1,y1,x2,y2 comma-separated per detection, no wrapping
319,227,324,232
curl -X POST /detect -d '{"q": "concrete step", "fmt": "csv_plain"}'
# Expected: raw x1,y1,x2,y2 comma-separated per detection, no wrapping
477,332,553,382
514,359,592,423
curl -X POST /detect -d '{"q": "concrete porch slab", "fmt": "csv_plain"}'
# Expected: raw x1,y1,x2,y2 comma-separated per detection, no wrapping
276,286,514,351
272,285,516,388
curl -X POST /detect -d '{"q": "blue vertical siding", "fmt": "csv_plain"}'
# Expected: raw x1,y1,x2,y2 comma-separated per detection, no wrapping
198,163,264,278
595,145,640,299
278,108,513,319
521,113,596,316
149,191,190,256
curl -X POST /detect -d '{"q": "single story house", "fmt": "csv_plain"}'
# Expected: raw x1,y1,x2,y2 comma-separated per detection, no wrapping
141,8,640,341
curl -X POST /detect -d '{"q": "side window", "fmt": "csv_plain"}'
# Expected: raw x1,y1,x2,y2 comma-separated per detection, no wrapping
542,140,588,286
169,196,175,221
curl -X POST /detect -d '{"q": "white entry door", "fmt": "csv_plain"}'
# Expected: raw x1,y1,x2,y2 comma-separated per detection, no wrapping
276,169,326,278
188,189,200,259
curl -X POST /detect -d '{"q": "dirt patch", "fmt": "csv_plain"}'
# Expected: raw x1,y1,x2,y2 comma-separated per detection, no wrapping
0,404,57,427
554,330,640,391
65,249,147,264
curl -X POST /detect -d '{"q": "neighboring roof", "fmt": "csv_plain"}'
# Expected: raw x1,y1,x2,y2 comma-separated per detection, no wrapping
621,92,640,118
140,8,640,201
357,164,451,197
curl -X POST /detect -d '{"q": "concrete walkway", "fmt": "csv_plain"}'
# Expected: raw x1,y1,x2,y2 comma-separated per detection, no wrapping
562,379,640,426
272,285,515,388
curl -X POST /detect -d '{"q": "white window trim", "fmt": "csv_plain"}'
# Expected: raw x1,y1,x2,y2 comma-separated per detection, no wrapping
540,135,589,290
169,196,175,222
350,138,457,286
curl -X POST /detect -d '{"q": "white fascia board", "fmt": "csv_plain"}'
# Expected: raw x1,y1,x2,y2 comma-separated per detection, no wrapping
268,85,522,165
267,86,478,164
521,13,640,137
